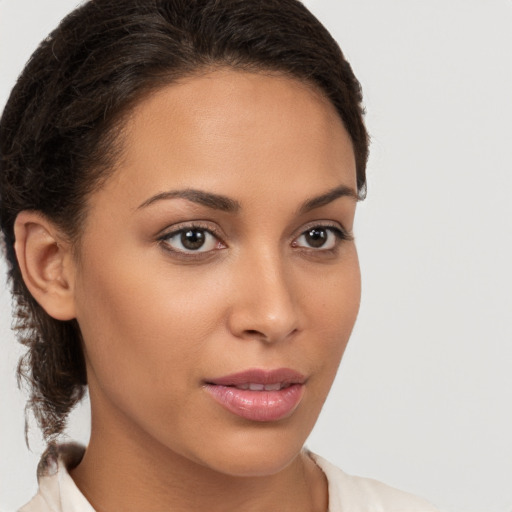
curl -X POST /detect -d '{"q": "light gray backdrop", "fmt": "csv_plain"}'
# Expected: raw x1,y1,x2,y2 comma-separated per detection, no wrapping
1,1,511,511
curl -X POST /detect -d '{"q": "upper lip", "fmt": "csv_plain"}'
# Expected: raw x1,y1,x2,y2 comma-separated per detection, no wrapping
206,368,306,387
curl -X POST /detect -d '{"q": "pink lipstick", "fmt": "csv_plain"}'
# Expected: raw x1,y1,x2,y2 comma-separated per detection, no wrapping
204,368,306,422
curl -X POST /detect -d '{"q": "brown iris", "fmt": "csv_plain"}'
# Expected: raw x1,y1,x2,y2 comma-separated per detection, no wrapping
304,228,328,248
181,229,206,250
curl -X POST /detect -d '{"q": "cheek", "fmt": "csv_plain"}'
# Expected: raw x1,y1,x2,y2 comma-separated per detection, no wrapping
73,250,227,401
307,251,360,376
307,247,361,334
73,259,231,453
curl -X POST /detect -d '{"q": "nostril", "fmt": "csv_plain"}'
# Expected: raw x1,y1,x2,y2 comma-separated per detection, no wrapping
241,327,298,343
244,329,265,337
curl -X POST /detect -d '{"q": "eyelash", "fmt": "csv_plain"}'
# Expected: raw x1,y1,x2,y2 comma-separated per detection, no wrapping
157,222,352,259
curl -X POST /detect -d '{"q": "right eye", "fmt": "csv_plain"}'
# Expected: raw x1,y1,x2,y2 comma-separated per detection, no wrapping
160,227,224,254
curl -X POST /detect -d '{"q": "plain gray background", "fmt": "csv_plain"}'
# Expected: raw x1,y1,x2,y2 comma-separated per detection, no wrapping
1,1,511,511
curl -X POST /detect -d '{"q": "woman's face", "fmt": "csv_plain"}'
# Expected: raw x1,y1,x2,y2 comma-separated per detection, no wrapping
72,69,360,476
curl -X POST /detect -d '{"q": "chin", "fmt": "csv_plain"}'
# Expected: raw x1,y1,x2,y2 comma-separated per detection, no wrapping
187,423,309,478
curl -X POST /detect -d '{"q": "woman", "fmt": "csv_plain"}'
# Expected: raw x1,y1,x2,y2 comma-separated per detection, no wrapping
0,1,439,510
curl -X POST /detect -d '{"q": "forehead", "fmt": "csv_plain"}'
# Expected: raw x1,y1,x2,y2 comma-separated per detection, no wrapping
92,69,356,211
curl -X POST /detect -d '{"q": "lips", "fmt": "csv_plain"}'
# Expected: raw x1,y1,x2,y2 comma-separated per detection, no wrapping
204,368,306,422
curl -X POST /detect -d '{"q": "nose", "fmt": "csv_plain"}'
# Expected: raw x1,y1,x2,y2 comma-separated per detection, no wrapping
227,250,300,344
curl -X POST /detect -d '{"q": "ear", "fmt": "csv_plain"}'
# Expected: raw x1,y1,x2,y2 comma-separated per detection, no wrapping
14,211,77,321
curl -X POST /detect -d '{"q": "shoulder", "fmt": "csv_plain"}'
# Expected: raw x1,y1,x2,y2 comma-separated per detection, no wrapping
309,452,441,512
17,443,94,512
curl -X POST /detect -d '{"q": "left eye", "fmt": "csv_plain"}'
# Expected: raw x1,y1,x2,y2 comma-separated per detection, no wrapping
293,226,341,250
161,228,221,253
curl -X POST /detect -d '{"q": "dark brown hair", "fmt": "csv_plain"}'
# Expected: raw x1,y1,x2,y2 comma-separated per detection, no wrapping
0,0,369,441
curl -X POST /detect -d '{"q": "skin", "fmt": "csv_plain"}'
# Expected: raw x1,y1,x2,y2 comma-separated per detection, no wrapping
16,69,361,512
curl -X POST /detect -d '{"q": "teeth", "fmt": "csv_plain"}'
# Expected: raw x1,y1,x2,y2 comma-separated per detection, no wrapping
234,383,284,391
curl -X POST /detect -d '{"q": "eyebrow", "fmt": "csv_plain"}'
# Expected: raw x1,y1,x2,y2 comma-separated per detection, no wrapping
137,184,357,213
298,184,358,214
137,189,240,212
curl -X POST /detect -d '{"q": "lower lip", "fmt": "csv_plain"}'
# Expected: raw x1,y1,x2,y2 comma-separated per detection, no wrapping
204,384,305,422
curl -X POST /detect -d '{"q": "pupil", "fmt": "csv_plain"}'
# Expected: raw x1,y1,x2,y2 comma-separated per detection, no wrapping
306,228,327,248
181,229,205,250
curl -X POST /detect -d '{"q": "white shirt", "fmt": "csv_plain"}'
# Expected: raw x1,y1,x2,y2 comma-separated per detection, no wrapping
19,444,440,512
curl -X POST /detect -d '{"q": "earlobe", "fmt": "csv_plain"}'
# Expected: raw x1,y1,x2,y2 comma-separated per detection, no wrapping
14,211,77,321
